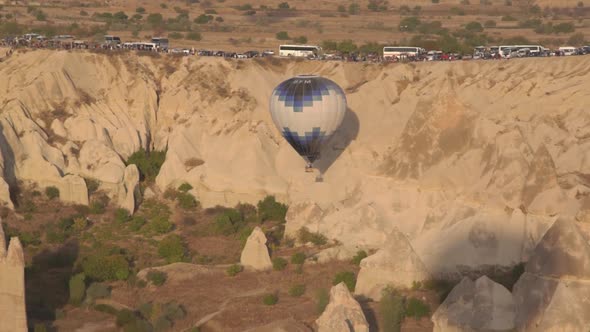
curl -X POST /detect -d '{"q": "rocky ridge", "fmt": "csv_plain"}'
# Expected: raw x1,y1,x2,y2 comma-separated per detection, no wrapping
0,51,589,278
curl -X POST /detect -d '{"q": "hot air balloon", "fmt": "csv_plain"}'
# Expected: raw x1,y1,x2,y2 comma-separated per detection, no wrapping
269,75,347,172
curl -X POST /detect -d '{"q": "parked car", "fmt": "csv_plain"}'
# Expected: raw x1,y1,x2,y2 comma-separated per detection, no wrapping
244,50,259,58
262,50,275,56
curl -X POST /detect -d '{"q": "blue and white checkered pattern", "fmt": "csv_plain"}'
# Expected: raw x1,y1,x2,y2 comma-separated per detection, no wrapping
269,75,347,164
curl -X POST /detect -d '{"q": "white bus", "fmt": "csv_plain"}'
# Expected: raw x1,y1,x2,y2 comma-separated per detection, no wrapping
499,45,546,58
279,45,321,57
383,46,425,59
558,46,577,56
104,35,121,45
151,37,169,51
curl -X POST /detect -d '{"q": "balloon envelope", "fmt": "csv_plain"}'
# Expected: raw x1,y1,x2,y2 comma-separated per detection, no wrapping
269,75,347,164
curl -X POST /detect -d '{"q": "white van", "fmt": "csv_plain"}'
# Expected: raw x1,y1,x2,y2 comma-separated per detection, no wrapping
559,46,577,56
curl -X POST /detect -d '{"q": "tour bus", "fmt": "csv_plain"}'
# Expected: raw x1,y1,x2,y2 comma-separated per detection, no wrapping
382,46,425,59
104,35,121,46
141,42,157,51
499,45,546,58
278,45,322,58
151,37,169,51
558,46,577,56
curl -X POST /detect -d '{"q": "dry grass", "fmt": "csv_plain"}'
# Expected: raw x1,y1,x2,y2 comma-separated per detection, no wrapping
2,0,588,52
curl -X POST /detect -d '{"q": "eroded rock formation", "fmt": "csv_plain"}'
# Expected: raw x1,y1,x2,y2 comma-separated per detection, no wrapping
0,222,27,332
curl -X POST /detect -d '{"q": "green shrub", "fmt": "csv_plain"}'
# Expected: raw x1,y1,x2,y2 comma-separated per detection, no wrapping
262,293,278,305
186,32,202,41
348,3,360,14
129,215,146,232
142,199,173,234
316,288,329,314
86,282,111,303
126,149,166,182
332,271,356,292
136,7,145,13
147,270,168,286
257,196,287,222
297,227,327,246
94,303,119,315
158,235,187,263
292,36,308,44
82,254,130,281
405,297,430,320
194,13,214,24
122,319,152,332
72,217,88,233
116,309,136,326
149,216,173,235
89,201,106,214
272,257,288,271
178,183,193,192
465,21,484,32
162,301,186,320
238,226,253,248
34,323,48,332
226,264,243,276
214,208,244,235
68,273,86,306
114,208,131,223
379,288,405,332
138,302,153,319
19,231,41,247
177,192,199,210
276,31,289,40
351,250,368,266
154,317,172,331
85,178,100,194
291,252,306,265
45,186,60,200
288,284,305,297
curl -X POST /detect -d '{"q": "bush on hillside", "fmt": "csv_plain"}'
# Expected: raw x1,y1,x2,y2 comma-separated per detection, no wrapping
68,273,86,306
405,297,430,320
262,293,278,305
114,208,131,223
332,271,356,292
177,192,199,210
126,149,166,182
214,208,244,235
257,195,287,222
315,288,329,314
351,250,368,266
85,282,111,303
289,284,305,297
297,227,327,245
45,186,60,200
379,288,405,332
291,252,306,265
158,235,187,263
226,264,243,276
178,183,193,192
272,257,288,271
147,270,167,286
81,254,130,281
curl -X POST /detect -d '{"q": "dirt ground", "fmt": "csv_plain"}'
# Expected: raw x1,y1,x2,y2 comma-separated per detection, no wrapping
3,183,442,331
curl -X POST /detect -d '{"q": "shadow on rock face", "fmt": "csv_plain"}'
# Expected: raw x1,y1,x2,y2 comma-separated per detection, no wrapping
315,108,360,176
27,240,80,326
